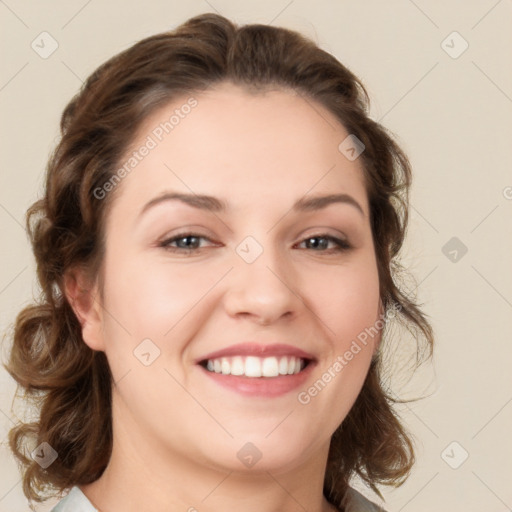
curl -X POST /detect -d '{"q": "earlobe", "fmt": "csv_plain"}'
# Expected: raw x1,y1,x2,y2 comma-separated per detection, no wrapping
62,269,105,351
378,297,385,319
373,297,385,355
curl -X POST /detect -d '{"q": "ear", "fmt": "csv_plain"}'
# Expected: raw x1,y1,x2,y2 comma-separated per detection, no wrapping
62,268,105,351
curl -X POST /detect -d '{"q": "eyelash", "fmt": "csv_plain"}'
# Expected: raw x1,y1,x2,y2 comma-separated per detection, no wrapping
158,232,352,254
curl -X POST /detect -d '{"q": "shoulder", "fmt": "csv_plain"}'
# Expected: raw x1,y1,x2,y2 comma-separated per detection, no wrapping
50,486,98,512
342,486,387,512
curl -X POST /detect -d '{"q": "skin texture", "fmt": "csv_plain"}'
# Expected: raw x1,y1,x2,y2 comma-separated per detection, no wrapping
65,82,383,512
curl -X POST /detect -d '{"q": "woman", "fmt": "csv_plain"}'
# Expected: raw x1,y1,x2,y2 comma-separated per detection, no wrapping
4,12,434,512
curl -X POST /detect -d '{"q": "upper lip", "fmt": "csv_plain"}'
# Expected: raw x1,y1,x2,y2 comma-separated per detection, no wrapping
196,342,316,364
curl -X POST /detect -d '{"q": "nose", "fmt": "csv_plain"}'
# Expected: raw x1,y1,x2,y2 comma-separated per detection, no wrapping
222,243,302,326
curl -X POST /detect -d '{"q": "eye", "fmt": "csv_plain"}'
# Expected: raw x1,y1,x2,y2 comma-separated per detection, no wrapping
159,232,215,252
296,233,352,253
158,232,352,254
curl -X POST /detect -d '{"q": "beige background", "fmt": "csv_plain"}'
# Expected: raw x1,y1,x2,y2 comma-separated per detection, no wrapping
1,1,511,511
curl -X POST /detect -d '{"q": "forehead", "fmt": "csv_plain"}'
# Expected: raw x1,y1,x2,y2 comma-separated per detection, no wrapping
110,82,368,218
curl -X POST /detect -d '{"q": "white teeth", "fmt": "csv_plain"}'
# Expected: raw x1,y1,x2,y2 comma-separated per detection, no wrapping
221,357,230,375
204,355,306,377
278,357,289,375
287,357,295,374
245,356,262,377
262,356,279,377
231,356,244,376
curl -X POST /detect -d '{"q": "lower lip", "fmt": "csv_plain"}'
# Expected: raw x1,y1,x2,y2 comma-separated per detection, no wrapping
198,362,316,397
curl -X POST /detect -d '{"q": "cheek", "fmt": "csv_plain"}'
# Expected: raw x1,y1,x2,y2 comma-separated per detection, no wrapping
104,252,206,329
312,257,381,346
99,252,224,367
304,254,380,407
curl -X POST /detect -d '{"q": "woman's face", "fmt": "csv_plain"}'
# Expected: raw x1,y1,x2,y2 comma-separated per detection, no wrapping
81,82,382,475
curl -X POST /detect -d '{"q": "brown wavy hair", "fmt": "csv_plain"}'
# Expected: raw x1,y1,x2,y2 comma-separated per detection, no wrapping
2,12,434,510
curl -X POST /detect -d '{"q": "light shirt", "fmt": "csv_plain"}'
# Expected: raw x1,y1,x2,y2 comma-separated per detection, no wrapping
50,485,386,511
51,486,98,511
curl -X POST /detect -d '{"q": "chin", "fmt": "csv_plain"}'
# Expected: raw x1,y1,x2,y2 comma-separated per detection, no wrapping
200,431,322,475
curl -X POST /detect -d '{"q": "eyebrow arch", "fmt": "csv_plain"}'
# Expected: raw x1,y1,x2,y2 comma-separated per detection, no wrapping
138,191,365,218
293,193,365,216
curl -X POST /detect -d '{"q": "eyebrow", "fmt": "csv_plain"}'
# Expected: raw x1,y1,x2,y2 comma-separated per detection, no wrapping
138,191,365,219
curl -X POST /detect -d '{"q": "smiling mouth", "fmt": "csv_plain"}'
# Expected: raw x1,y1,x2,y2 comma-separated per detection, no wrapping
199,355,312,378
